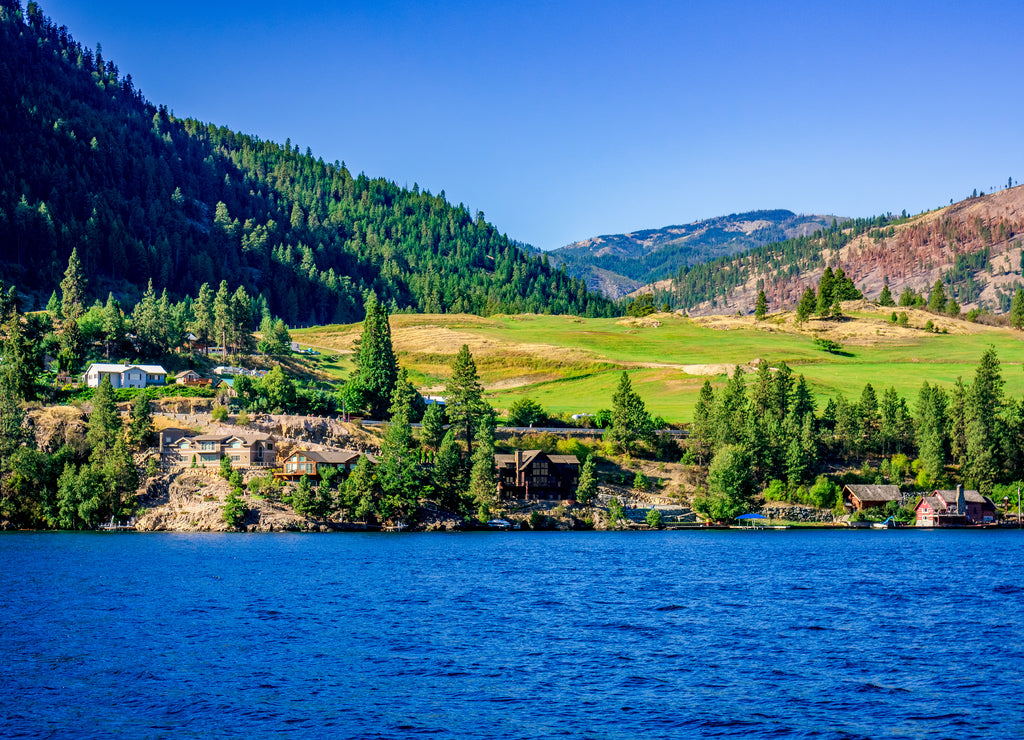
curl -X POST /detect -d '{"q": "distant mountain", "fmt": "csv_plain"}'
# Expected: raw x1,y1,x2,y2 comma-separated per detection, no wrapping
642,187,1024,316
549,210,843,299
0,2,613,321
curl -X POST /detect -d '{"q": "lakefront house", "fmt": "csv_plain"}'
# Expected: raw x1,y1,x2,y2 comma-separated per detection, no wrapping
276,448,364,481
495,450,580,501
843,484,903,511
915,485,997,526
161,432,277,469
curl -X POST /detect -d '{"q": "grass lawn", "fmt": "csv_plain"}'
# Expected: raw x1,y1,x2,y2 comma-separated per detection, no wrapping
292,306,1024,422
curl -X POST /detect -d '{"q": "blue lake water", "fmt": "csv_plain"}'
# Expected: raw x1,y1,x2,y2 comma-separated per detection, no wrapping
2,530,1023,739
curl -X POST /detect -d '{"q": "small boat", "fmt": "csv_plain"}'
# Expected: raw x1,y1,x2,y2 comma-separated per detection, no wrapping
486,518,513,530
871,516,896,529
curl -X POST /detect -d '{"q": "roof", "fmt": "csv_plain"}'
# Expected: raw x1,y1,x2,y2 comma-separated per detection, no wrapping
494,450,580,471
85,363,167,374
934,489,994,505
843,484,902,503
295,449,361,465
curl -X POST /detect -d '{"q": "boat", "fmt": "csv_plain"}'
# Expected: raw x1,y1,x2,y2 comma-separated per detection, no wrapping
486,518,512,530
871,516,896,529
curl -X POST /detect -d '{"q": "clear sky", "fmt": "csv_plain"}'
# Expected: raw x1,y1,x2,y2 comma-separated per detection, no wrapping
36,0,1024,249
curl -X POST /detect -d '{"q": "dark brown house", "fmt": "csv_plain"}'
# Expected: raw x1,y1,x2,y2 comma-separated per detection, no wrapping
843,484,902,511
495,450,580,501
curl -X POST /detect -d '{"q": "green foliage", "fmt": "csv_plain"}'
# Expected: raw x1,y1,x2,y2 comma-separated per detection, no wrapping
352,294,398,418
878,282,895,307
645,508,663,528
754,290,767,320
222,487,247,529
897,311,909,327
607,372,654,453
211,404,229,423
468,416,497,508
343,455,377,521
633,472,650,492
445,344,489,457
763,479,787,501
219,455,233,480
420,402,446,450
0,12,612,325
507,398,546,427
433,429,466,513
626,294,656,317
575,455,598,504
814,337,844,354
606,496,626,528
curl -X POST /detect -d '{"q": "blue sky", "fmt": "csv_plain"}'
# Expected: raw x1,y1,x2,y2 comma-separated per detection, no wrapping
38,0,1024,249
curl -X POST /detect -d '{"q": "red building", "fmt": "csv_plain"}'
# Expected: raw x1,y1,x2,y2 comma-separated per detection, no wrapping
915,485,997,527
843,484,902,511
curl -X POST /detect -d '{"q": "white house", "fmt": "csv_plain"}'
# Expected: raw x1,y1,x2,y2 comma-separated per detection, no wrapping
84,363,168,389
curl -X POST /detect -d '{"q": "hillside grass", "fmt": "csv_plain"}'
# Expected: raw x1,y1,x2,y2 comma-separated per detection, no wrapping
291,306,1024,422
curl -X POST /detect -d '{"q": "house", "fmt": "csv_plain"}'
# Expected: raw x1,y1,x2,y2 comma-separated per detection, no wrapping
843,484,903,511
161,432,277,469
174,369,216,387
495,450,580,501
84,363,168,388
276,448,363,481
915,485,997,527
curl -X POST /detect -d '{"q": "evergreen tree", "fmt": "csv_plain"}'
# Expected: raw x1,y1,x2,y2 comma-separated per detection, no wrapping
608,371,654,453
2,314,38,402
927,279,947,314
193,282,215,351
353,294,398,419
128,391,153,451
796,287,816,322
468,413,497,507
816,267,835,316
343,455,377,522
87,375,120,455
964,347,1004,492
433,429,465,513
690,379,716,465
377,377,422,520
575,455,597,504
59,247,86,322
420,402,446,451
915,382,948,482
754,290,767,320
213,280,232,353
1011,288,1024,330
445,344,487,458
714,367,747,447
101,294,125,359
878,281,895,307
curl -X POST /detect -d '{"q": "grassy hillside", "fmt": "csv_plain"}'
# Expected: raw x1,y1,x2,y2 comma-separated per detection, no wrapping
292,304,1024,422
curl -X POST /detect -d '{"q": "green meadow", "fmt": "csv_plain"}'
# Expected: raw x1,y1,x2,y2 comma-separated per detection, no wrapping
292,309,1024,423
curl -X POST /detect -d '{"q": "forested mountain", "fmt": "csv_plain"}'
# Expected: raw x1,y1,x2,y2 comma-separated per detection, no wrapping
549,210,841,299
644,186,1024,316
0,2,613,321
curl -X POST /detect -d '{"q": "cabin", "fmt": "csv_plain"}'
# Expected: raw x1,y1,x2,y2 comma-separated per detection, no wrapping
915,485,997,527
494,450,580,501
84,363,167,388
162,432,277,469
277,449,362,481
843,484,903,511
174,369,216,387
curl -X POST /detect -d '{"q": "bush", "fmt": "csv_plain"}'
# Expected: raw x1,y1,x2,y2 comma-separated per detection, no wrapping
805,475,839,508
506,398,547,427
645,508,663,528
219,455,233,480
529,510,544,529
222,488,246,529
633,472,650,492
606,497,626,528
763,479,787,502
211,404,229,422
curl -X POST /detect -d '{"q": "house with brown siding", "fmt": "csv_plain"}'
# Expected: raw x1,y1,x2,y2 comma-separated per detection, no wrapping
915,485,997,526
843,484,903,511
277,449,363,481
495,450,580,501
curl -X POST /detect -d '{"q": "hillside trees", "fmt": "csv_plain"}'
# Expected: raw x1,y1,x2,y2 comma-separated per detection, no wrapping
445,344,488,457
348,294,397,419
607,372,654,454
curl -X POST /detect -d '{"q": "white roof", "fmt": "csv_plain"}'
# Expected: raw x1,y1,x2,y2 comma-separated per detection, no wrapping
86,363,167,374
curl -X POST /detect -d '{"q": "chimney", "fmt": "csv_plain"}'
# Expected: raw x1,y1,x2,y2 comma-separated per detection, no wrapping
957,484,965,515
516,450,523,486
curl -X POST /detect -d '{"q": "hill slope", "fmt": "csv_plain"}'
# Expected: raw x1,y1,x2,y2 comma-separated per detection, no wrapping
0,2,612,320
549,209,842,299
648,187,1024,316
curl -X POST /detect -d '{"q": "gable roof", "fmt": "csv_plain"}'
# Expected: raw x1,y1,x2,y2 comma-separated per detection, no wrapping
494,450,580,471
298,449,361,465
843,484,902,503
934,489,994,505
85,362,167,375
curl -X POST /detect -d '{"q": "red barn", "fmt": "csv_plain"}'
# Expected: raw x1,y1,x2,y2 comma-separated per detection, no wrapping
915,485,997,527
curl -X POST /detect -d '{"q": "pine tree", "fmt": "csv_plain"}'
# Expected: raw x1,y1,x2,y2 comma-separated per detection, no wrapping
754,290,767,320
1011,288,1024,330
468,414,497,507
445,344,487,458
964,347,1004,492
59,247,86,322
878,281,895,307
575,455,597,504
87,376,120,456
128,391,153,450
377,377,422,520
796,287,816,322
420,402,446,451
343,456,377,522
927,279,947,314
354,294,398,419
433,429,465,513
213,280,232,354
690,379,716,465
816,267,835,317
915,382,948,482
608,371,654,453
193,282,215,351
101,294,125,359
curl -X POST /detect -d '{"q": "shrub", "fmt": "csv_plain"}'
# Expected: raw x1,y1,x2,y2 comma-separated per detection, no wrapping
633,472,650,492
645,508,663,528
222,488,246,529
219,455,233,480
763,479,787,502
211,404,229,422
606,497,626,528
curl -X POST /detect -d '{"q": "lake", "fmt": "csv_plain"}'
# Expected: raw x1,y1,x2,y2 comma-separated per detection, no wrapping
1,530,1023,739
